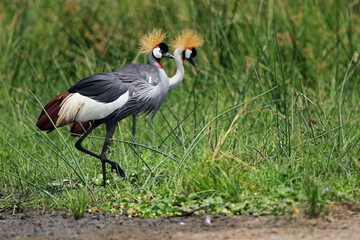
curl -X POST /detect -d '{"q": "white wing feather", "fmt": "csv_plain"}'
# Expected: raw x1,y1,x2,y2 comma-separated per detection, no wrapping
57,91,129,125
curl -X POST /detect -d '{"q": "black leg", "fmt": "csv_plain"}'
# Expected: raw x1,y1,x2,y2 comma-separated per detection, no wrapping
99,123,117,186
74,122,125,185
102,123,126,179
74,122,101,159
132,114,137,139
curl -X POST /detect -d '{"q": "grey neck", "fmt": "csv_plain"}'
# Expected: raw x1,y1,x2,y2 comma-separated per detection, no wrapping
148,53,169,94
169,48,185,91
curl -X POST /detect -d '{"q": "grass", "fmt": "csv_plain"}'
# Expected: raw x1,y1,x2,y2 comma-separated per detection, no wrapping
66,189,89,220
1,0,360,218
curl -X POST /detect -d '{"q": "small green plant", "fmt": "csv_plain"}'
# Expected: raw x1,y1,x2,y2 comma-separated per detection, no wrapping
303,176,325,218
66,190,89,220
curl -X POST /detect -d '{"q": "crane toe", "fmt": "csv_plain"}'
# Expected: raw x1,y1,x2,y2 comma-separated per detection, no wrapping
107,160,126,178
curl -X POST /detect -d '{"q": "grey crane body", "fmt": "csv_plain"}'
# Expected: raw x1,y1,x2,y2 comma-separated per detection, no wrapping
118,64,159,85
68,70,164,125
114,63,159,137
69,48,198,137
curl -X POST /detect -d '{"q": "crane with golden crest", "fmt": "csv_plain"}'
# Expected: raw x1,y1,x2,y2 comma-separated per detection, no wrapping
71,29,204,138
36,29,174,186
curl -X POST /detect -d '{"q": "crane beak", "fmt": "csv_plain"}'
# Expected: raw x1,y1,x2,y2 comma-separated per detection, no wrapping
162,52,175,59
188,57,197,68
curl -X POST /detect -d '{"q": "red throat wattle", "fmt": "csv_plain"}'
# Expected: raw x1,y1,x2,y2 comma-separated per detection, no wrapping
157,61,163,69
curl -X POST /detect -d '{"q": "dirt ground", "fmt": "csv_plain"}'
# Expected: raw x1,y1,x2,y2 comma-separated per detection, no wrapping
1,205,360,240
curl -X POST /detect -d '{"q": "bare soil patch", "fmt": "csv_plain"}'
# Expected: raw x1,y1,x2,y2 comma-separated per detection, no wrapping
1,205,360,240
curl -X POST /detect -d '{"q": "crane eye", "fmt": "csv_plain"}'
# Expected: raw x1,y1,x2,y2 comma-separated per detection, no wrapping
152,47,162,59
185,49,192,59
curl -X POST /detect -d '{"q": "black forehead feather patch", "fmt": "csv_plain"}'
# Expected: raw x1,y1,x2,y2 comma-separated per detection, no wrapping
158,42,168,53
191,47,197,57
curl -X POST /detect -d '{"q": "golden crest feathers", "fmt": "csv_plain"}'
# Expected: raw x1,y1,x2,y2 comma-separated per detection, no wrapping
172,29,204,50
139,29,167,54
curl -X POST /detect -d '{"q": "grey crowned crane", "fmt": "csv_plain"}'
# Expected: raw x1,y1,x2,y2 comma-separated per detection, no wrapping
71,29,204,137
36,29,174,186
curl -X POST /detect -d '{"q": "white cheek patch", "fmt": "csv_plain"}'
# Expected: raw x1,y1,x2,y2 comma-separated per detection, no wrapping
185,49,192,59
152,47,162,59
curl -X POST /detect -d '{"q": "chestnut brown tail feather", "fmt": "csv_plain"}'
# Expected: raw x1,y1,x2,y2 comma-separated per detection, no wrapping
36,92,70,132
70,122,91,136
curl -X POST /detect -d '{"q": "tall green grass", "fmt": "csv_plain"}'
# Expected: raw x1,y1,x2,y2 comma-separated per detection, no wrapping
1,0,360,217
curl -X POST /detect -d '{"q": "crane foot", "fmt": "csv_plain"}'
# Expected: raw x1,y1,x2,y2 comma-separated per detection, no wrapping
106,160,126,178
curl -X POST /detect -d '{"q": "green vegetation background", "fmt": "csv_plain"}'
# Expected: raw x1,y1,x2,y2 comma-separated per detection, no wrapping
1,0,359,217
